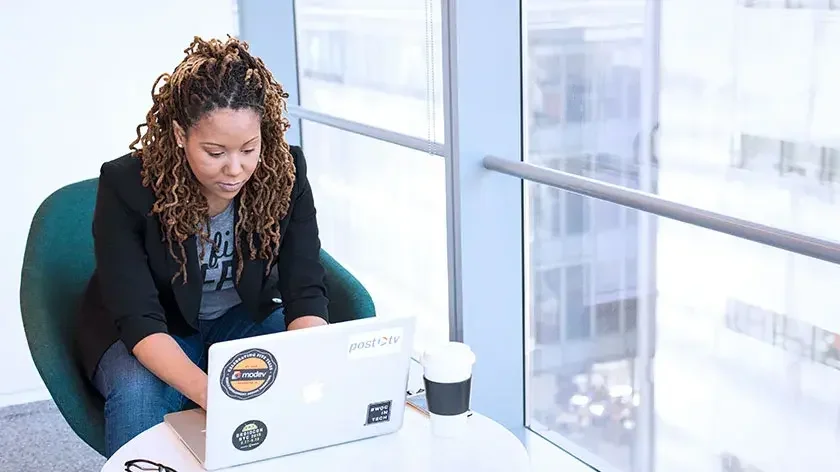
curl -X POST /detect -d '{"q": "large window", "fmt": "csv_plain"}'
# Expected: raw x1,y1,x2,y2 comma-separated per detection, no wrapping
527,189,840,472
295,0,444,141
301,121,449,353
292,0,448,354
524,1,840,471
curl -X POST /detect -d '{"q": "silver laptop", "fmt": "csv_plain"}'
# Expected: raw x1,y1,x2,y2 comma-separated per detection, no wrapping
164,315,416,470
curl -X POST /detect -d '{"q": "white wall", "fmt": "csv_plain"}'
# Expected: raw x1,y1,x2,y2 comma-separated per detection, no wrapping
0,0,239,406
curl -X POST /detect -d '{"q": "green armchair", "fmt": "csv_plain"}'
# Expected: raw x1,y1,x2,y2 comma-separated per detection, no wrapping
20,178,375,456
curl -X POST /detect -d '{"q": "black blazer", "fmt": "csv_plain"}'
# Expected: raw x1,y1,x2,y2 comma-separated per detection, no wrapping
75,145,328,380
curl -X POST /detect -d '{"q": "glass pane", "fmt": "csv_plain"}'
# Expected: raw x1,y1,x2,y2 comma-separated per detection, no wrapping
526,185,840,472
301,121,449,353
294,0,445,143
525,1,646,186
524,0,840,244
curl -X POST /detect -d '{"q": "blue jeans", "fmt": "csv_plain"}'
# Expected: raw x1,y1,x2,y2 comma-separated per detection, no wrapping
92,303,285,457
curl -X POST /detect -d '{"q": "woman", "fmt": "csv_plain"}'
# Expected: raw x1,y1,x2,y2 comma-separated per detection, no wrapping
74,36,329,456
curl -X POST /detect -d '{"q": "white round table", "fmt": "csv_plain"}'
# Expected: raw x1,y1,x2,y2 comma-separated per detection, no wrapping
102,407,531,471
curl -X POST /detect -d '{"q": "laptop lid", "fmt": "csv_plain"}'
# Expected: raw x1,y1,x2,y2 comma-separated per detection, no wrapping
202,315,417,470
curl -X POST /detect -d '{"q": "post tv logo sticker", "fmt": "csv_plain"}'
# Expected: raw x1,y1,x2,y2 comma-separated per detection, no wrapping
348,328,403,359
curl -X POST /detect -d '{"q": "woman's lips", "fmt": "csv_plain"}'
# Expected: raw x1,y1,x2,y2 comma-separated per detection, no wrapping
218,181,243,192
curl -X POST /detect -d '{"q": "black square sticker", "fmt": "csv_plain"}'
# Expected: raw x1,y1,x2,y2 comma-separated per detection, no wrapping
365,401,392,425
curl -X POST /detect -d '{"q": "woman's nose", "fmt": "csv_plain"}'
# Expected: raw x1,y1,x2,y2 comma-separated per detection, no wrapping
226,155,243,175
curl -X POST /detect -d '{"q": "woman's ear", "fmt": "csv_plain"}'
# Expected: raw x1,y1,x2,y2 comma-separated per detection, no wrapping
172,120,186,148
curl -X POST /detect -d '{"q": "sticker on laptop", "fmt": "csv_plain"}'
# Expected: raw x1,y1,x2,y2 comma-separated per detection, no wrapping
347,328,403,359
232,420,268,451
365,400,392,425
220,348,278,400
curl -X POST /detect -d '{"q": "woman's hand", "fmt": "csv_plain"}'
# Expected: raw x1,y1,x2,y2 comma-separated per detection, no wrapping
133,333,209,410
288,315,328,331
196,380,208,410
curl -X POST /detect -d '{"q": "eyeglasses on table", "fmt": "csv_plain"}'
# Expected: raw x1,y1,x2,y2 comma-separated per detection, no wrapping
124,458,178,472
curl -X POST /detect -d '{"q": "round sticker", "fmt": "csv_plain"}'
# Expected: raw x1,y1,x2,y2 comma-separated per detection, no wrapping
232,420,268,451
220,348,278,400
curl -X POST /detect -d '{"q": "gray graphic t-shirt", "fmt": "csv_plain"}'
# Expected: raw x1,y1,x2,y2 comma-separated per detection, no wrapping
197,202,242,320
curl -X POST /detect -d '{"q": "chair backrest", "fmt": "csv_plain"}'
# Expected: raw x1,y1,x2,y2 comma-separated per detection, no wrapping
20,177,375,457
20,178,105,454
321,250,375,322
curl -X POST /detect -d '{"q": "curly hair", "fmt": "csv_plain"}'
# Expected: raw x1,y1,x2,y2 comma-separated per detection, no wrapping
128,35,295,284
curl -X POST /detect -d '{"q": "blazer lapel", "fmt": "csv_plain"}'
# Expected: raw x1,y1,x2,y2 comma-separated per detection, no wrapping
165,198,265,324
233,201,264,318
170,234,203,327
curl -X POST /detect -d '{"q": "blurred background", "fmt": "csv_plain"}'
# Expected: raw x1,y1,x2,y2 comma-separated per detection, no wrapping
4,1,840,471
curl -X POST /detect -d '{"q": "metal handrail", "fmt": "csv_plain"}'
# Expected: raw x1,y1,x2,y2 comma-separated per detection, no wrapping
288,105,446,157
483,155,840,266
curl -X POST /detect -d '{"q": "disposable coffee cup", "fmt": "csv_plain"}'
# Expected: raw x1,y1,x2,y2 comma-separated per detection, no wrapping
421,342,476,437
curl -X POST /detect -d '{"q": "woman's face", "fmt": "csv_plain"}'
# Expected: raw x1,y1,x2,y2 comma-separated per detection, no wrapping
173,107,262,214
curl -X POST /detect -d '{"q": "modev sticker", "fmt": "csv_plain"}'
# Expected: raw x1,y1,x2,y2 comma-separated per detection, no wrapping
220,348,278,400
347,328,403,359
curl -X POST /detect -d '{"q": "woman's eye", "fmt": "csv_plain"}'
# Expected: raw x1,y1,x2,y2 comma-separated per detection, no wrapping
208,151,224,157
243,149,256,154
